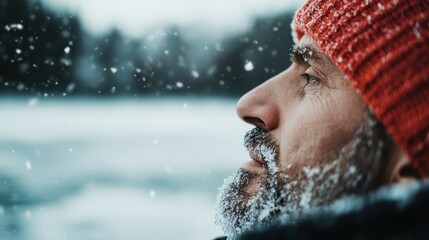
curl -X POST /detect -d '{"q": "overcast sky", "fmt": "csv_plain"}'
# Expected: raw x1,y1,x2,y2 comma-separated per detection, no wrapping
40,0,306,38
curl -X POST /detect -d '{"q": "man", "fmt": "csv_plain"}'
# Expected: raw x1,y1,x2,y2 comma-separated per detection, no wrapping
214,0,429,239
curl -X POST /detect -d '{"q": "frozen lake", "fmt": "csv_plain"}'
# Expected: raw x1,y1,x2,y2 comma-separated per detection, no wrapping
0,97,250,240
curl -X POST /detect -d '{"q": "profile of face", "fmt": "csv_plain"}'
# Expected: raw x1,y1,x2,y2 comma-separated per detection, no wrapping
215,35,397,238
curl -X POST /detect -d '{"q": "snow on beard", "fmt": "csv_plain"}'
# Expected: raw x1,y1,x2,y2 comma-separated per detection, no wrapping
215,112,388,239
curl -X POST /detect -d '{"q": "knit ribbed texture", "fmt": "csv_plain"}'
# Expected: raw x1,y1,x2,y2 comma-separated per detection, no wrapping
293,0,429,177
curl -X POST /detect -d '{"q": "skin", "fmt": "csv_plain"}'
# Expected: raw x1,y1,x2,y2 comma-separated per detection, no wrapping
237,35,369,193
215,34,418,238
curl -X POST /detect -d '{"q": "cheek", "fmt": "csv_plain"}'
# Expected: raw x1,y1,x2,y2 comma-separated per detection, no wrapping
276,89,366,169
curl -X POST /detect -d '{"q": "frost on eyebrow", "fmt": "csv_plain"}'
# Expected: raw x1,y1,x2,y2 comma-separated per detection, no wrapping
290,45,323,66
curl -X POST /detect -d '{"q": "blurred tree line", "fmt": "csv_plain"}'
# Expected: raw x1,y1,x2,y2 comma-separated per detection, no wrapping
0,0,295,97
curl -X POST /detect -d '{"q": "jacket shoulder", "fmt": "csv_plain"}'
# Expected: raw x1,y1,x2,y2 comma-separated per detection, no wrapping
239,181,429,240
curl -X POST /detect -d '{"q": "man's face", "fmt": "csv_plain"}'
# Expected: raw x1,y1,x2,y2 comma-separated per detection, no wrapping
215,36,389,238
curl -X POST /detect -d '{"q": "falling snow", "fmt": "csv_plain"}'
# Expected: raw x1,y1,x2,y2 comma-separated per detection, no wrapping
110,67,118,74
4,23,23,31
25,161,32,170
176,82,184,88
66,83,76,93
191,70,200,78
28,98,39,107
244,61,254,71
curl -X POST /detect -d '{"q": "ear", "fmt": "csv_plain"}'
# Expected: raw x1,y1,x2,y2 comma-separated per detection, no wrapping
389,146,421,185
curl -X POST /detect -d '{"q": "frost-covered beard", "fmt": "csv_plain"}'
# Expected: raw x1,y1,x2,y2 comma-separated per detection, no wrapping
215,112,388,239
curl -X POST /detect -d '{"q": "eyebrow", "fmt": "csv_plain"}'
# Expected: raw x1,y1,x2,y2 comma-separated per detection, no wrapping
290,45,323,66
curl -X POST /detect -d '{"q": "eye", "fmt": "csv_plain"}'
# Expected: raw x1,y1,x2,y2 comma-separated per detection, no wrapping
301,73,319,87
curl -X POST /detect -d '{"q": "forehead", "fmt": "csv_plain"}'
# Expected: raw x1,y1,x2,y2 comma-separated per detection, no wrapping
298,35,319,50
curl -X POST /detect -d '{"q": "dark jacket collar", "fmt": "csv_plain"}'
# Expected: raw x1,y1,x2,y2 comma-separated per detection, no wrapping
237,180,429,240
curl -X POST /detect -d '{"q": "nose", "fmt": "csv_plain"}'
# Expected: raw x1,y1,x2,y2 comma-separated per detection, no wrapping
236,80,280,131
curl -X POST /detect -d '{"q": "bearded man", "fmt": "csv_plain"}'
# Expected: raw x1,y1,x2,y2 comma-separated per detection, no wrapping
214,0,429,239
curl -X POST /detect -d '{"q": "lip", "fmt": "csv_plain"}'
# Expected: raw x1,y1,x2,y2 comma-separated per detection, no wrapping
241,149,265,172
249,148,265,166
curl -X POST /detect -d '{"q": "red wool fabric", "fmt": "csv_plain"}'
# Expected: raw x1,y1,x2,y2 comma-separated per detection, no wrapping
293,0,429,177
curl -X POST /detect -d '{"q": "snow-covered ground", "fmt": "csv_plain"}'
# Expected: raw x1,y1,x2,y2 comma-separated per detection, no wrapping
0,97,250,240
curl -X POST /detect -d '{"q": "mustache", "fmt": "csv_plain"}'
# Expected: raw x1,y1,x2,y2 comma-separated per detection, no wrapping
244,127,279,169
244,127,276,150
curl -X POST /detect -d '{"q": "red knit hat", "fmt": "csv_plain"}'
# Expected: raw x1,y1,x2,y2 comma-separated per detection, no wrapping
293,0,429,177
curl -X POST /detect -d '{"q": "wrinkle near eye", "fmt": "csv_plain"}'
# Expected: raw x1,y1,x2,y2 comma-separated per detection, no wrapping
304,85,337,114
